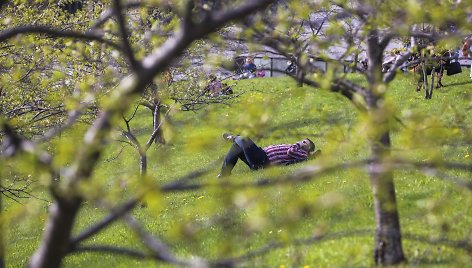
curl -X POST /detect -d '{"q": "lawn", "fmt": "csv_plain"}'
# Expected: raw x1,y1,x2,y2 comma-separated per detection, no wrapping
4,70,472,267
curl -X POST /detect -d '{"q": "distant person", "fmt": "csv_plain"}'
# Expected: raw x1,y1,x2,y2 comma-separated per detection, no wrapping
285,60,296,74
256,68,266,77
461,36,472,80
217,134,319,178
415,49,450,91
204,74,233,96
361,58,368,71
240,57,257,79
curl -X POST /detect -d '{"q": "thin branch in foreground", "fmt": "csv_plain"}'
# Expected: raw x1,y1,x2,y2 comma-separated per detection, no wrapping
69,245,147,259
123,214,190,266
70,158,223,248
159,158,472,194
213,229,472,266
69,229,471,267
419,168,472,191
69,197,140,246
211,230,372,266
0,25,122,51
402,233,472,255
160,160,370,193
71,229,372,267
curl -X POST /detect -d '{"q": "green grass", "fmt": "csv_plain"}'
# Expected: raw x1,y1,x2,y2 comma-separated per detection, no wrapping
4,71,472,267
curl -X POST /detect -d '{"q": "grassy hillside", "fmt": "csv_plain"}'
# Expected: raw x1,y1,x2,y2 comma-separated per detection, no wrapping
5,70,472,267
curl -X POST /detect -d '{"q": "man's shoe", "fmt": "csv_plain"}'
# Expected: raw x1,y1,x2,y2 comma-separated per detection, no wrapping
217,173,229,179
222,133,236,142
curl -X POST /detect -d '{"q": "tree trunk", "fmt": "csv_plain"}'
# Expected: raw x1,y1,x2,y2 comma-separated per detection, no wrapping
140,153,147,176
427,68,435,99
369,131,406,265
423,62,429,99
152,101,165,145
28,197,81,268
353,53,359,73
296,62,304,87
365,34,406,265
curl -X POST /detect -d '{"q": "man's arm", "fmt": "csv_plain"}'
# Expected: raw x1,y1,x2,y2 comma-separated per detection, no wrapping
287,144,308,160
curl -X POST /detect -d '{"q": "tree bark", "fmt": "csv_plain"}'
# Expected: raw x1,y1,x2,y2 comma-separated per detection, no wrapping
28,197,81,268
427,67,435,99
297,66,304,87
152,100,165,145
365,34,406,264
369,123,406,265
140,153,147,176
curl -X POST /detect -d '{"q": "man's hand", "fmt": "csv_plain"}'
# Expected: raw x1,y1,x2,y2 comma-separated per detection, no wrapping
308,149,322,159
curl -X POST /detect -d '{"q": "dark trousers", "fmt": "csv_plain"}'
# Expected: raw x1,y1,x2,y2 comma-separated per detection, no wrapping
220,136,269,176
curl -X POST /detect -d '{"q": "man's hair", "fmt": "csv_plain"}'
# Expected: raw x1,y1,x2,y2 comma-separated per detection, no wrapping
306,138,315,152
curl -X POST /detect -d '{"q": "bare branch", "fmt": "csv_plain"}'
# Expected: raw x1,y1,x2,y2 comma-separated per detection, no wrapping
211,229,471,266
0,184,49,203
69,197,140,246
160,158,472,193
123,215,188,266
102,145,126,163
69,245,147,259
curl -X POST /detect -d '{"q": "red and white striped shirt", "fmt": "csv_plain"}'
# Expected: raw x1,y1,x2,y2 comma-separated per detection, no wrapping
263,144,308,165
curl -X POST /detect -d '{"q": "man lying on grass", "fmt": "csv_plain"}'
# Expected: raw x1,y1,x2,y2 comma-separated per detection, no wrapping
217,133,320,178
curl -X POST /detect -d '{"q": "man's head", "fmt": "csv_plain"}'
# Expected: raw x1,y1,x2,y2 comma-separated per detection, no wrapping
298,138,315,153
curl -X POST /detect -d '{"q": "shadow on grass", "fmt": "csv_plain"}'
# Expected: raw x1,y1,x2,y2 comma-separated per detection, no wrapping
445,80,472,88
408,257,454,266
401,191,432,202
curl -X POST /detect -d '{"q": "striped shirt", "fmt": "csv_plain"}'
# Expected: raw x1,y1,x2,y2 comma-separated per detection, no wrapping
263,144,308,165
